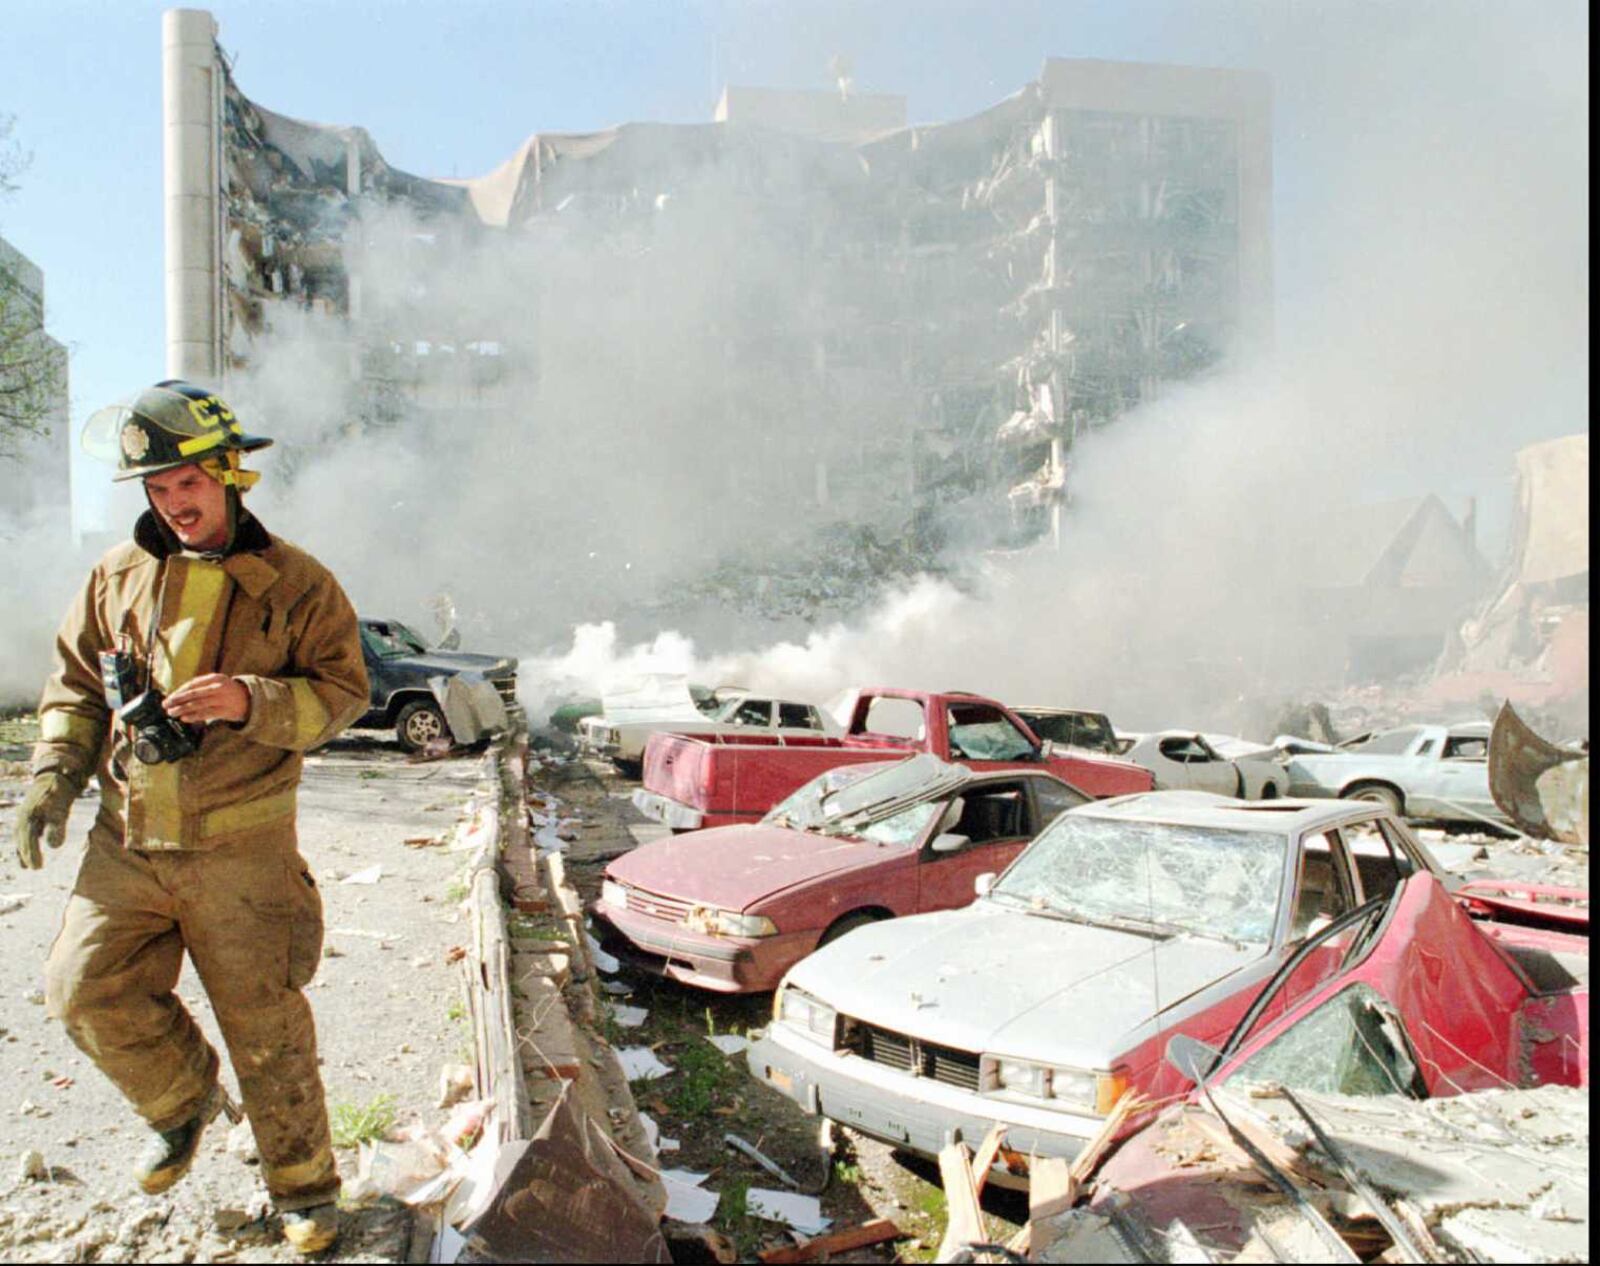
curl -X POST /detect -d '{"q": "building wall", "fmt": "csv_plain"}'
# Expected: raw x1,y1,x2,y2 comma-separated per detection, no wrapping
0,233,70,524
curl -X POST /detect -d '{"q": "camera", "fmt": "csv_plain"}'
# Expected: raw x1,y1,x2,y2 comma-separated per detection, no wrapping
100,651,201,766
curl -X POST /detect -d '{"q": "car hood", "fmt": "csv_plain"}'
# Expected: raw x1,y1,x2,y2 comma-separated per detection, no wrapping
390,651,515,675
787,903,1265,1066
608,824,903,911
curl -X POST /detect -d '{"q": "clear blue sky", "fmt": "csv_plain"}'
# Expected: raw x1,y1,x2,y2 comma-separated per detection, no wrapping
2,0,1587,535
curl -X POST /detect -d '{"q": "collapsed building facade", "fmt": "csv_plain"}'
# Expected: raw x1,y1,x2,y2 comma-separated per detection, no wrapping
164,10,1271,584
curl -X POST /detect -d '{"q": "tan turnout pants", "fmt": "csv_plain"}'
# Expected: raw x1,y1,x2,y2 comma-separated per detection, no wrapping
44,825,338,1210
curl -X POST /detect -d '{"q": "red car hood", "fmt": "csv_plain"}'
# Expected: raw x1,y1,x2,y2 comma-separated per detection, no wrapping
607,823,900,911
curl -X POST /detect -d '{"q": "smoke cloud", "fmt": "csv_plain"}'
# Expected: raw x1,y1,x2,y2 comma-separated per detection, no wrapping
4,3,1585,732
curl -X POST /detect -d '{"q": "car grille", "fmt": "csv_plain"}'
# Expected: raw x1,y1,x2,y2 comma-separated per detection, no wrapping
622,884,694,925
841,1018,983,1093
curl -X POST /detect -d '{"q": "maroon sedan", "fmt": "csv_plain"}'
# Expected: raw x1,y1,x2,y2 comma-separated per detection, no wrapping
591,754,1087,993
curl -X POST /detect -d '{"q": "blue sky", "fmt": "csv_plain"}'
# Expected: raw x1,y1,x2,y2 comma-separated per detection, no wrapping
2,1,1587,536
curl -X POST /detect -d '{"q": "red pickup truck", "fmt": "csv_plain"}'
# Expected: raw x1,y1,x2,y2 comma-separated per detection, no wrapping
632,688,1153,831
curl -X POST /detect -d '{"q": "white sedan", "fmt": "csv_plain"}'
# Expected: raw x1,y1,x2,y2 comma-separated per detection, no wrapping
1117,731,1287,800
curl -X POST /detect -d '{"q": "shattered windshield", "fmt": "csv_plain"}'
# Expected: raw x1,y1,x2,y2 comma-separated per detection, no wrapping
1230,983,1425,1098
762,754,958,837
948,706,1037,760
363,621,428,658
992,815,1287,945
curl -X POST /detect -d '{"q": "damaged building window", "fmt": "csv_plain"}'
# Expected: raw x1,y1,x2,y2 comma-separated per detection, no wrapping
1231,983,1426,1098
992,818,1285,945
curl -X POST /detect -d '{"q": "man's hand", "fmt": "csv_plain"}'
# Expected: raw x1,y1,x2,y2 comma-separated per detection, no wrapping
164,674,252,726
14,773,76,870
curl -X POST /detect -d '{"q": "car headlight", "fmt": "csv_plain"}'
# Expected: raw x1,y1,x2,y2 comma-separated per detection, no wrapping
984,1058,1121,1111
775,985,837,1045
600,880,628,911
684,905,779,938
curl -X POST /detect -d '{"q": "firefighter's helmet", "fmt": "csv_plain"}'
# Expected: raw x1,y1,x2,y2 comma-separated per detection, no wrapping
82,381,272,482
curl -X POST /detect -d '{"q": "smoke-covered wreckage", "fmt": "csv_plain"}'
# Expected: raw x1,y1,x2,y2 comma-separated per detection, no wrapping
1019,862,1588,1264
209,44,1271,580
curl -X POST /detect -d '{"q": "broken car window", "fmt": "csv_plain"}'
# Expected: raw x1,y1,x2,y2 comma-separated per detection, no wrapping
1340,819,1406,904
778,703,822,730
992,816,1286,945
1230,983,1425,1098
863,696,925,741
949,785,1030,843
858,801,942,847
761,754,960,838
947,705,1036,761
1289,832,1354,941
1032,778,1089,827
1348,727,1424,756
362,621,428,658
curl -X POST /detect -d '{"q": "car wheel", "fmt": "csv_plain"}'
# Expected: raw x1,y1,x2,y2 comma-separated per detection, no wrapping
819,911,881,947
1346,782,1403,815
396,699,449,752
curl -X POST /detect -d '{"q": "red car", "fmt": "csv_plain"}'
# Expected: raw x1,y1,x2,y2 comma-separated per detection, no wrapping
633,687,1150,832
593,754,1088,993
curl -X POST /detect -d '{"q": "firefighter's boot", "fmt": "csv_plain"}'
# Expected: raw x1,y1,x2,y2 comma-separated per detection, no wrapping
133,1083,224,1194
281,1202,340,1254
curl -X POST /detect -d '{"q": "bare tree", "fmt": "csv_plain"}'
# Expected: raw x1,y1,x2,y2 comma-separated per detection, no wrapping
0,114,67,462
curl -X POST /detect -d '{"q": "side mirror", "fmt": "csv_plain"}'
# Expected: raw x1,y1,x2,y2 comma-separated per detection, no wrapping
974,872,996,897
931,833,970,854
1164,1033,1224,1086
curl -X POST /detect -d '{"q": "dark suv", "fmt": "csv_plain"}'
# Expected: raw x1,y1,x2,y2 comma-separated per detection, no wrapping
356,617,518,751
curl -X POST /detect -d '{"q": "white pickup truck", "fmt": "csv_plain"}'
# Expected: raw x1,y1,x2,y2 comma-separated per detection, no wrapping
579,686,840,776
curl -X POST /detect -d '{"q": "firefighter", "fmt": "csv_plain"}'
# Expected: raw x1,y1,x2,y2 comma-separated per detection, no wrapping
12,381,368,1255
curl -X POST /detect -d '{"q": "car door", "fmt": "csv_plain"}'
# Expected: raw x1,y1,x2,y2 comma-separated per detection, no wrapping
915,781,1035,913
1431,733,1497,822
1156,735,1238,795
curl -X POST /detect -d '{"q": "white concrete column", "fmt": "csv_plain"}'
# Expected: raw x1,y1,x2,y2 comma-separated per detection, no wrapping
163,8,221,384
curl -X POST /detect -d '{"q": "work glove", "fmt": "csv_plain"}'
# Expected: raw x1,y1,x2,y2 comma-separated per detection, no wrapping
14,773,76,870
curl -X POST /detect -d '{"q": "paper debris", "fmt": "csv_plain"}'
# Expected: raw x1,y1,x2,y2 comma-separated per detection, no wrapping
609,1004,649,1028
0,893,32,916
601,979,634,996
617,1047,672,1081
707,1034,750,1055
638,1112,682,1156
746,1189,831,1235
340,864,384,885
535,825,567,852
586,933,621,974
660,1168,720,1223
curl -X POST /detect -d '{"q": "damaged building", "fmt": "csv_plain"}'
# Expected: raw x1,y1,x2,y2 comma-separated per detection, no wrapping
165,9,1271,580
0,233,70,527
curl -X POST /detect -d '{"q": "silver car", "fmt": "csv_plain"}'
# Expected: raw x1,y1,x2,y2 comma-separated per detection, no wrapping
747,791,1451,1184
1281,722,1509,829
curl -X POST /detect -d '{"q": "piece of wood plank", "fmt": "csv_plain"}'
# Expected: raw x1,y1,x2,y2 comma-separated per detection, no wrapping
969,1125,1007,1197
1028,1155,1076,1223
935,1142,985,1263
757,1218,905,1264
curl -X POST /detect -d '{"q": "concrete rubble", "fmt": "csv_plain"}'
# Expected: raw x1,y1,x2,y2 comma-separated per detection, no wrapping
1041,1086,1589,1264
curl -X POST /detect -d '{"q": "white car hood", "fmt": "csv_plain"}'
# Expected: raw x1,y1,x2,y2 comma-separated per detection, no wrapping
787,903,1265,1067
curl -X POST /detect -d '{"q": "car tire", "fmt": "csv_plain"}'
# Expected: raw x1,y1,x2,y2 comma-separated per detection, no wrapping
819,911,881,947
1346,782,1403,815
396,699,449,752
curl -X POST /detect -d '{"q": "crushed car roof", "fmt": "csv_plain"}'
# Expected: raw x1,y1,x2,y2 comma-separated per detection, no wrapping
1080,789,1386,832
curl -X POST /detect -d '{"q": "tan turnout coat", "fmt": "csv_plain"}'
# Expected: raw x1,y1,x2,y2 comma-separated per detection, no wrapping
33,511,368,849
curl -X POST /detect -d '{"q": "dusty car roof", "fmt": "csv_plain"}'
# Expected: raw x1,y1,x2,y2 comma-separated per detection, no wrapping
1077,789,1374,832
